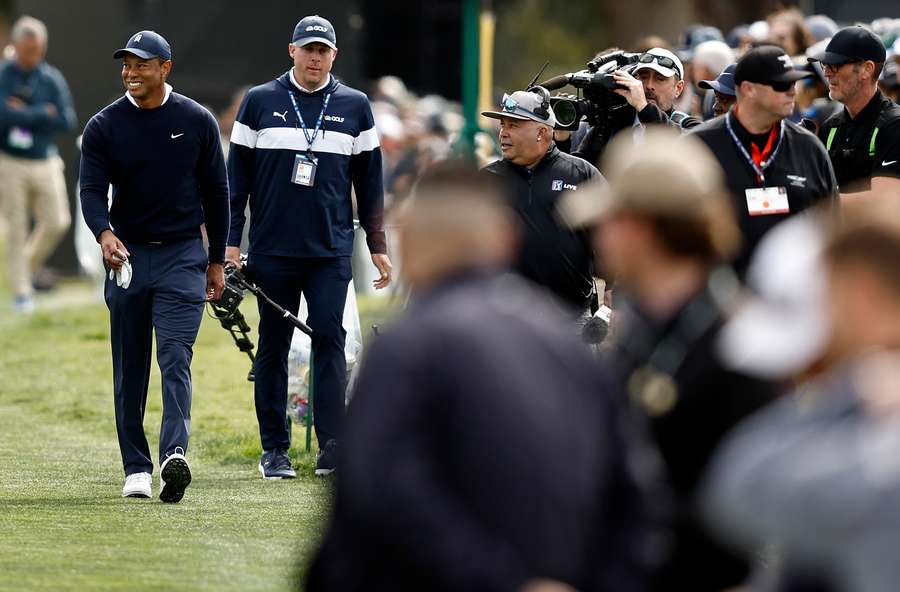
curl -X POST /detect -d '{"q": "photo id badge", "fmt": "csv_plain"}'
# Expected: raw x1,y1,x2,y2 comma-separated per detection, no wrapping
291,153,317,187
8,126,33,150
745,186,789,216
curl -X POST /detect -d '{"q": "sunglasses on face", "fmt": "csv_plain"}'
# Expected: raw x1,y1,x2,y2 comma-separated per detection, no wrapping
639,53,681,76
761,80,795,92
822,60,863,74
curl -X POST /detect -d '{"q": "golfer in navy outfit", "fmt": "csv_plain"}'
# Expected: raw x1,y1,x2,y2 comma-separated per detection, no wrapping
79,31,230,502
226,15,391,478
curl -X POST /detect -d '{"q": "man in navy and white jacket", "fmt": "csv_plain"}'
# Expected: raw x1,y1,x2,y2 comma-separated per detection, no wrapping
226,15,392,478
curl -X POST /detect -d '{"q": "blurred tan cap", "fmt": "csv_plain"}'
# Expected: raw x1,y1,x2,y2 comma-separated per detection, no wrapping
559,127,729,228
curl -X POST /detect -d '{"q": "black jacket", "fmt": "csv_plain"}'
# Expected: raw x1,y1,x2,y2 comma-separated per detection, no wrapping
690,112,838,276
605,283,780,592
306,271,667,592
818,90,900,192
571,103,702,168
482,147,602,312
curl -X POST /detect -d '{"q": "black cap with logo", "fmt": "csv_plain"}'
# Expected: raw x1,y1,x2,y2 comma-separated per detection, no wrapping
734,45,813,85
809,25,886,65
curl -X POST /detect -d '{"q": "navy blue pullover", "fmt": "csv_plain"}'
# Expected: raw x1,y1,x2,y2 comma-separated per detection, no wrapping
227,72,386,257
0,60,77,159
79,89,230,263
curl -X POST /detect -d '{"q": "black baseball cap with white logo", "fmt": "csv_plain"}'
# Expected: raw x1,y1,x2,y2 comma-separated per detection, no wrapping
113,30,171,61
734,45,812,85
292,15,337,50
809,25,886,65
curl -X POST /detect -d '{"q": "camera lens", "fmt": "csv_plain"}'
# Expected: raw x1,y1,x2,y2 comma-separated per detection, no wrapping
553,99,578,127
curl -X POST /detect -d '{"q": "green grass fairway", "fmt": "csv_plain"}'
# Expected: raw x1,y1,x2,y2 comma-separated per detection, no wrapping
0,277,399,591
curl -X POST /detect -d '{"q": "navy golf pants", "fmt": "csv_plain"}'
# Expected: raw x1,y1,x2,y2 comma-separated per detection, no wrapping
105,238,207,476
249,254,351,451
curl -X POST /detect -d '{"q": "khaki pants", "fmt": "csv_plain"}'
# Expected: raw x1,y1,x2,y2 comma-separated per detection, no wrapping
0,152,71,297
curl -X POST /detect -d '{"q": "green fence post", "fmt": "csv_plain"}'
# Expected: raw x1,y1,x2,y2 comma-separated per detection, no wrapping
456,0,481,162
305,349,314,453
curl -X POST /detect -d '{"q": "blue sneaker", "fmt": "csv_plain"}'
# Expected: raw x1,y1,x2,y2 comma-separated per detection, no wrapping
14,295,34,314
258,449,296,480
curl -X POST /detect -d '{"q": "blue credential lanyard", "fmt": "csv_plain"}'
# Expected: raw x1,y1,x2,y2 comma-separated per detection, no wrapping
724,111,784,186
288,90,332,163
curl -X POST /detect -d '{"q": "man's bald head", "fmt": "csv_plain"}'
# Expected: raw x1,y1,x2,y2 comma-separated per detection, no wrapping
396,163,518,292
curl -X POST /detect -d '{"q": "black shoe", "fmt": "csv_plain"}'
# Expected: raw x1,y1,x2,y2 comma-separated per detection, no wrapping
159,449,191,503
315,439,338,477
32,268,60,292
258,449,296,480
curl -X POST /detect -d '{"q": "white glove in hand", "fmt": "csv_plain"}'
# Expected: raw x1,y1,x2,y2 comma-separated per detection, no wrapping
108,258,133,289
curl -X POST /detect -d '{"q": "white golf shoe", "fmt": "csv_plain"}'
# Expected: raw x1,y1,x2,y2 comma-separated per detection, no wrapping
122,472,152,498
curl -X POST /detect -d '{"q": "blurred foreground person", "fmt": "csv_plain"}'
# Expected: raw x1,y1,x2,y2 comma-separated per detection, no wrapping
562,128,779,592
714,211,837,592
703,200,900,592
306,163,666,592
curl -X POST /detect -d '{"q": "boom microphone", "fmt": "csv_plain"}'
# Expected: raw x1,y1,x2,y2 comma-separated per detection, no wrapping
538,74,572,91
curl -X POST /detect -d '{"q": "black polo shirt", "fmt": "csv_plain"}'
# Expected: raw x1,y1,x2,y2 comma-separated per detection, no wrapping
690,112,838,276
818,90,900,192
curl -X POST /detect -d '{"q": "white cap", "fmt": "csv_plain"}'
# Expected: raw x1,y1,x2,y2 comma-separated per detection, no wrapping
482,89,557,128
633,48,685,80
718,213,831,380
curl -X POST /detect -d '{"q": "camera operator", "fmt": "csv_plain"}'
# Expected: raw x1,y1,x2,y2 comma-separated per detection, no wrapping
573,48,701,167
481,87,605,320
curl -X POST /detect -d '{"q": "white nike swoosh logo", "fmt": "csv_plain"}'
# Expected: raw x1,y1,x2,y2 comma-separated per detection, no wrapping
884,160,898,166
171,133,184,139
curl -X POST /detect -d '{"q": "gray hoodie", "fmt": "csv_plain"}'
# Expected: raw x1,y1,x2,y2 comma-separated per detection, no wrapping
701,358,900,592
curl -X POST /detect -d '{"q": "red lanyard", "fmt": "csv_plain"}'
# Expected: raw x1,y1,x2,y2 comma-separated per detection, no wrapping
750,126,778,171
727,106,784,185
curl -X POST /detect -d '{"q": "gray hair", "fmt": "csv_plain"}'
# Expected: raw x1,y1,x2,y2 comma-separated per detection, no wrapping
11,16,48,44
693,41,734,75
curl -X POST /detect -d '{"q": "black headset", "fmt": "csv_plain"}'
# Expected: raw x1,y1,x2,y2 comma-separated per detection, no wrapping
526,85,551,121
